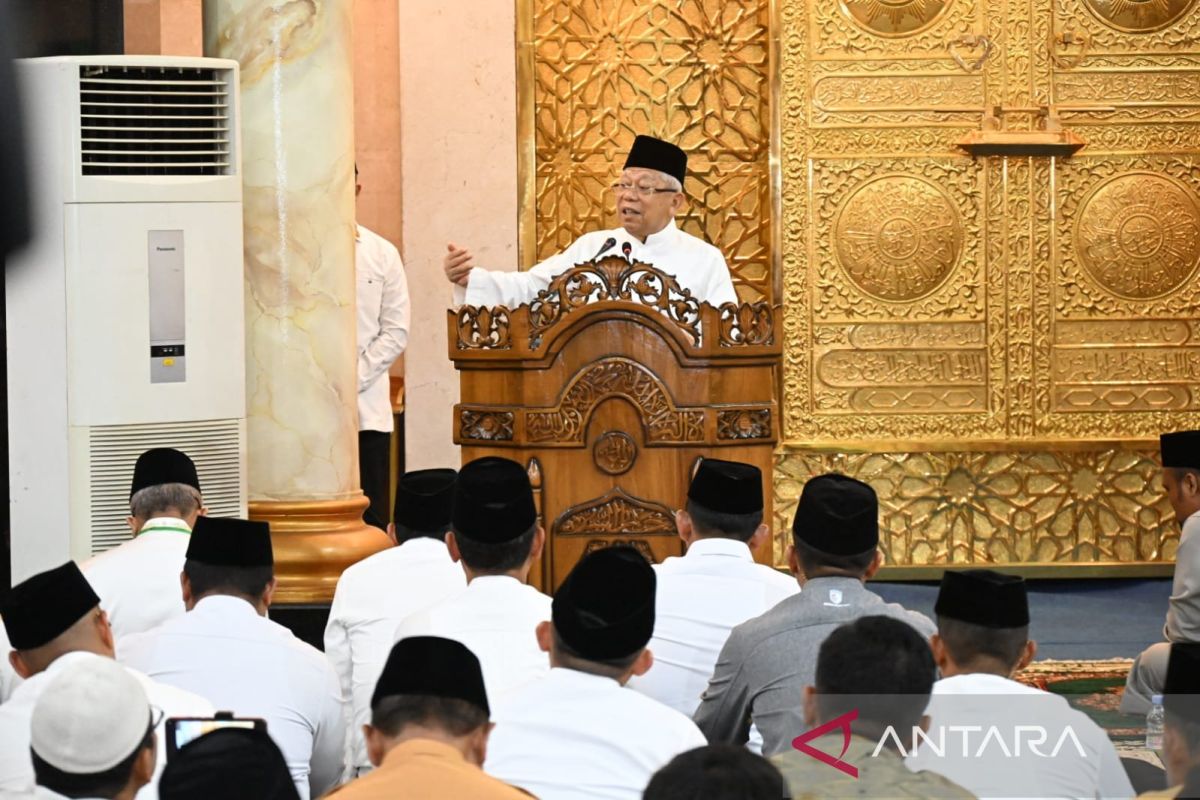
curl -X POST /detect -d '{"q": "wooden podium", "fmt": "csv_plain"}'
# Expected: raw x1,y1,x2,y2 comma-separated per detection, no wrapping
448,257,781,591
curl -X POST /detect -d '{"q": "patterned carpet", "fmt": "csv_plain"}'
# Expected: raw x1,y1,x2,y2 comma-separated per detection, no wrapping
1015,658,1145,748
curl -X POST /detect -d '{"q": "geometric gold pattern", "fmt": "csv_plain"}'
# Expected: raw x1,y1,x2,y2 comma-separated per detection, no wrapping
519,0,773,303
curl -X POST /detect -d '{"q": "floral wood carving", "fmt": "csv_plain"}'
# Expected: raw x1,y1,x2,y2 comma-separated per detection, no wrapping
527,256,702,348
719,302,775,346
554,487,677,536
581,539,657,563
459,408,515,441
456,306,511,350
717,408,772,440
526,357,706,444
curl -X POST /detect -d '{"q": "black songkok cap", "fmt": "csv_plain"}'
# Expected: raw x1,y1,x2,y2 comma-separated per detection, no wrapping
372,636,490,716
185,517,273,568
553,546,655,661
451,457,537,544
623,135,687,187
0,562,100,650
1161,431,1200,471
1164,643,1200,723
393,468,457,533
129,447,200,498
688,458,763,515
791,474,878,555
159,727,299,800
934,569,1030,629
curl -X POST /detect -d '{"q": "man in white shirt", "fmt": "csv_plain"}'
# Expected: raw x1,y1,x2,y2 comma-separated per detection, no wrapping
1124,430,1200,714
908,570,1135,799
119,517,345,800
27,657,158,800
80,448,206,642
485,546,708,800
393,457,551,702
444,135,738,308
628,458,797,716
355,167,411,531
0,562,213,799
325,468,465,776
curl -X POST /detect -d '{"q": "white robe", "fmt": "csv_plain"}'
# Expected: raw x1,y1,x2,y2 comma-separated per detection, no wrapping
460,221,737,309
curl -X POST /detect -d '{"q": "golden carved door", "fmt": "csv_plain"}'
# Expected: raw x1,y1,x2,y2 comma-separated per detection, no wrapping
776,0,1200,574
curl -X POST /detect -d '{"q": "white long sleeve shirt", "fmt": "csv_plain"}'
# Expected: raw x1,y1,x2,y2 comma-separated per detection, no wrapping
0,651,213,800
627,537,798,717
80,517,191,642
356,225,410,433
118,596,345,800
485,667,708,800
324,538,466,773
461,220,737,309
393,575,551,702
906,673,1135,799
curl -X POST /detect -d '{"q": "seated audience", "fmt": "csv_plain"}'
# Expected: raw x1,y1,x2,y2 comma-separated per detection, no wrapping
82,448,207,641
0,562,212,798
159,728,299,800
1140,643,1200,798
324,468,465,776
643,744,784,800
694,473,935,754
628,458,797,717
118,517,344,800
1125,430,1200,714
393,457,550,701
485,546,707,799
325,636,528,799
29,657,158,800
908,570,1134,799
769,615,974,799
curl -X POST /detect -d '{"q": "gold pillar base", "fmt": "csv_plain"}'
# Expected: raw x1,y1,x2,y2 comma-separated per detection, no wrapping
249,495,391,604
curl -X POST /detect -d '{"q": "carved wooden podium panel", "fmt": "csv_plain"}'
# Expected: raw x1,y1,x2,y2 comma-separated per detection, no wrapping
449,257,781,591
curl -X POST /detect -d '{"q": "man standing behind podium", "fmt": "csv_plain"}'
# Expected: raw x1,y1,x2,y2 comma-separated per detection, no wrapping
443,135,738,308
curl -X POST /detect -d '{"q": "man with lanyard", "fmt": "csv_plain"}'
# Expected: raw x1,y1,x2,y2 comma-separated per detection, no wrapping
1124,430,1200,713
443,135,738,309
82,448,207,641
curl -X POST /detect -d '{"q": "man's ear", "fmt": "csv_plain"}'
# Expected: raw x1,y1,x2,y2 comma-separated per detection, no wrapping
802,686,818,727
126,516,140,535
445,532,462,563
627,648,654,681
535,620,552,654
261,577,278,610
96,609,115,656
133,739,157,786
9,650,31,680
385,523,398,546
930,633,951,673
747,523,770,554
530,526,546,561
466,722,493,767
863,549,884,580
364,724,387,768
675,509,694,546
1013,639,1038,674
787,544,802,579
180,571,194,609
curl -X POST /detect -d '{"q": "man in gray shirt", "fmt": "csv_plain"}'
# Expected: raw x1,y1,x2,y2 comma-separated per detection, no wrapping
693,474,935,756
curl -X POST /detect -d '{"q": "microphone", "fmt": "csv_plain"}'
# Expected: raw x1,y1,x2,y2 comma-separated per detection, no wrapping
621,241,633,260
591,237,617,261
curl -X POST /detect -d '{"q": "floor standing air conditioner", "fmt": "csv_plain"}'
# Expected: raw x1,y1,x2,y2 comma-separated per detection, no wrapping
6,56,247,583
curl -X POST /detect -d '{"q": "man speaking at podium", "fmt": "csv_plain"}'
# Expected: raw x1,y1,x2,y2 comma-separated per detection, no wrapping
443,135,738,308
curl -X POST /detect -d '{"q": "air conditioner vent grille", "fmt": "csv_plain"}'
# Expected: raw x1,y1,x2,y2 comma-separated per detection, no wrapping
78,65,234,177
88,419,245,554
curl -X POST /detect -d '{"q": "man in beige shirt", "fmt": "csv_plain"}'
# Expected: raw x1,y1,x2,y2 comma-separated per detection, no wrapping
325,636,528,799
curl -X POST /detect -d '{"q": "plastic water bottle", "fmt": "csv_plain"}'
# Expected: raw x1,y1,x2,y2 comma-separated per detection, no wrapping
1146,694,1166,751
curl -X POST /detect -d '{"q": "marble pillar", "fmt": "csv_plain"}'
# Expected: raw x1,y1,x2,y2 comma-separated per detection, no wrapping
204,0,388,601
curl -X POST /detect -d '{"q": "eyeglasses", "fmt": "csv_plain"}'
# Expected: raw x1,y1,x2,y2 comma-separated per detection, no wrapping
609,182,679,198
149,705,165,729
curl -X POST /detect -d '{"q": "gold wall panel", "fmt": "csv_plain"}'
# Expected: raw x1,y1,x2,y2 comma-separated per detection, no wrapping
518,0,775,302
778,0,1200,573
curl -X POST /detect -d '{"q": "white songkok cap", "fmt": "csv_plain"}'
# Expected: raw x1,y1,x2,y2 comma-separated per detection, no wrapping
31,655,151,773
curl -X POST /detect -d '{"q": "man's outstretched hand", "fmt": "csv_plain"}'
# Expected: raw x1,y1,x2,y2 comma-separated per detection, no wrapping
444,242,474,287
